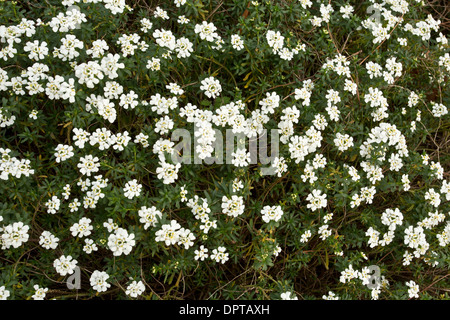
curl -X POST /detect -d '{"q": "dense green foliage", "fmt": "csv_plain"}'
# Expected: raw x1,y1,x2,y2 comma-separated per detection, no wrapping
0,0,448,300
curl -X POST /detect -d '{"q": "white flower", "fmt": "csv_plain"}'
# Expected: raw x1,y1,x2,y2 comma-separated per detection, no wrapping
87,39,109,58
402,174,411,191
340,5,354,19
123,179,142,199
0,286,10,300
126,280,145,298
266,30,284,52
107,227,136,256
72,128,90,149
398,38,408,46
177,228,196,249
1,222,30,249
194,21,218,42
24,40,48,60
175,37,194,58
300,230,312,243
180,186,188,202
231,34,244,50
166,82,184,96
273,245,282,257
441,181,450,201
259,92,281,115
113,131,131,151
366,61,383,79
77,155,100,176
322,291,339,300
53,255,78,276
134,132,150,148
146,57,161,71
153,29,176,50
70,217,93,238
32,285,48,300
194,245,209,261
210,246,229,264
404,225,427,250
104,0,126,15
360,186,376,204
154,6,169,20
431,102,448,118
156,158,181,184
90,270,111,293
261,205,284,223
103,81,123,99
334,133,354,152
272,156,288,177
344,79,357,95
138,206,162,230
200,76,222,99
339,264,359,283
232,178,244,192
306,189,327,212
140,18,153,33
68,198,81,212
381,208,404,231
45,196,61,214
389,153,403,171
177,15,190,24
326,89,341,106
425,188,440,207
231,147,251,167
280,291,298,300
366,227,380,248
54,34,83,61
174,0,186,7
83,238,98,254
155,220,181,246
101,53,125,79
155,116,174,135
318,224,332,240
39,230,59,250
406,280,419,299
221,195,245,218
103,218,119,233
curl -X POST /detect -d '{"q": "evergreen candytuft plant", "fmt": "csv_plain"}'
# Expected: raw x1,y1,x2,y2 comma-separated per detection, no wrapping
0,0,448,300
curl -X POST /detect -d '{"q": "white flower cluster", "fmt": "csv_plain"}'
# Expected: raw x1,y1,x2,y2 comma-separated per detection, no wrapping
90,270,111,293
200,76,222,99
138,206,162,230
123,179,142,199
306,189,327,212
222,195,245,218
0,148,34,180
187,196,217,234
266,30,305,61
366,208,404,248
0,0,448,301
77,175,109,210
126,280,145,298
339,263,390,299
260,205,284,223
107,227,136,256
404,14,441,42
1,222,30,249
155,220,195,250
70,217,93,238
53,255,78,276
